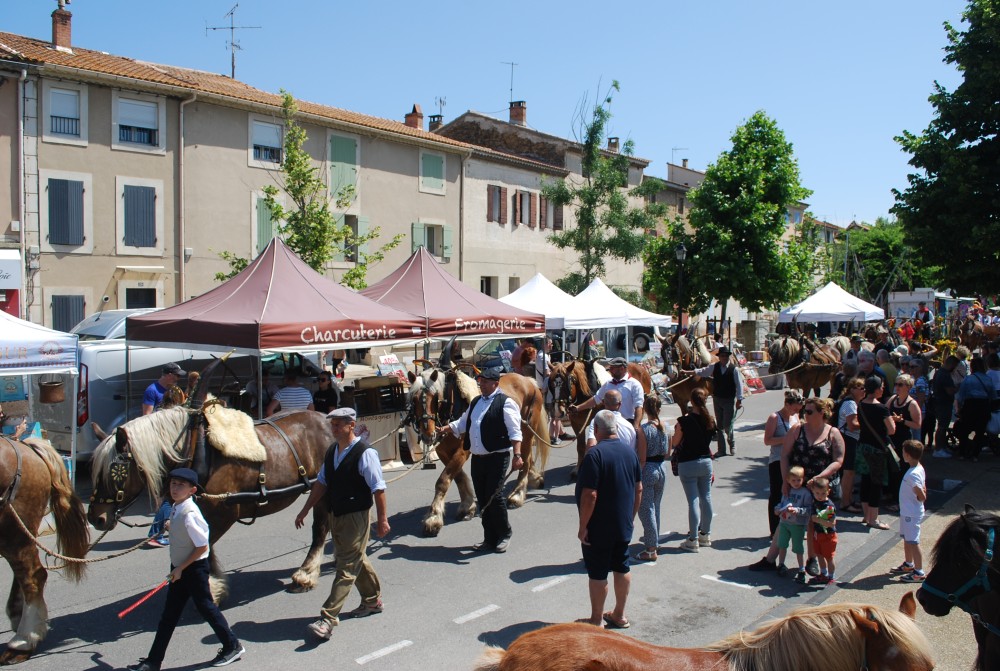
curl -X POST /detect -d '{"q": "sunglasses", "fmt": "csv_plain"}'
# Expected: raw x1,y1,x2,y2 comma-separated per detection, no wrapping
803,408,817,415
894,382,907,387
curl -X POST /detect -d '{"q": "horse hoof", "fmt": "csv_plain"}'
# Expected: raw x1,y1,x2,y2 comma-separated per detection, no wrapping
0,649,32,665
290,571,317,592
288,583,313,594
422,518,443,537
507,495,526,509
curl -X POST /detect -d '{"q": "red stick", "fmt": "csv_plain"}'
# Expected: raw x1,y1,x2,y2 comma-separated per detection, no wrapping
118,579,170,619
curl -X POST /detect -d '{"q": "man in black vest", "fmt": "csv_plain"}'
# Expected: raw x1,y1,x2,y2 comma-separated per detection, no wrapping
295,407,390,640
689,346,743,457
439,367,523,553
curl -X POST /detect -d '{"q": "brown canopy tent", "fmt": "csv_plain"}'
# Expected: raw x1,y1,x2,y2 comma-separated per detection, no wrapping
360,247,545,340
127,238,426,353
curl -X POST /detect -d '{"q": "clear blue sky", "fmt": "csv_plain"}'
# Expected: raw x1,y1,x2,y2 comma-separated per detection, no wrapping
5,0,965,227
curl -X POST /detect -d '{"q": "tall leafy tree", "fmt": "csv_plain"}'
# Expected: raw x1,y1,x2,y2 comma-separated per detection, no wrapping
216,92,401,288
542,82,666,294
893,0,1000,293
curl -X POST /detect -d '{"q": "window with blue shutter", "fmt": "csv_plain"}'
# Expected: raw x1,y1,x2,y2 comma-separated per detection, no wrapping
354,216,369,263
123,185,156,248
441,225,453,262
48,178,84,246
420,152,444,192
332,214,347,262
411,221,426,253
256,197,275,255
330,135,358,197
52,295,85,332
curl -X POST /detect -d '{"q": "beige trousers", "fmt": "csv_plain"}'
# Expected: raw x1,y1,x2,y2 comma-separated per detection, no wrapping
320,508,381,622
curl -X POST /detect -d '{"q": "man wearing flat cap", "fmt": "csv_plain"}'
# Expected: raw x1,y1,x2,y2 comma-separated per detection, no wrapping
295,407,390,640
687,346,743,457
438,366,523,553
569,357,646,458
143,362,187,415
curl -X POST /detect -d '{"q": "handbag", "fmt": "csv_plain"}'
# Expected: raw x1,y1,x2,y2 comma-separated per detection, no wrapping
670,452,679,477
858,402,901,473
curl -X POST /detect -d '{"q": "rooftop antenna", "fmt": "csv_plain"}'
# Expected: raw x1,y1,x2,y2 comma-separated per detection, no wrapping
206,3,261,79
434,96,447,117
501,61,518,104
56,0,71,9
671,147,689,164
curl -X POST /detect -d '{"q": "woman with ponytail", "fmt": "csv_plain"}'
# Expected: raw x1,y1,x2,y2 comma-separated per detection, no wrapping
671,388,717,552
635,394,670,561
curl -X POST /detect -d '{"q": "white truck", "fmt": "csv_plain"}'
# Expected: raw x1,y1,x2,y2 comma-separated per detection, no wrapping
887,288,936,322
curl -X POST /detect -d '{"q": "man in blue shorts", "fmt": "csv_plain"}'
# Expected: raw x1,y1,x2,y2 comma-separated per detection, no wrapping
576,410,642,629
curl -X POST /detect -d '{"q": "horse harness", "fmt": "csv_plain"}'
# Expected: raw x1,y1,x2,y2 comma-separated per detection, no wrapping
0,437,25,510
920,526,1000,638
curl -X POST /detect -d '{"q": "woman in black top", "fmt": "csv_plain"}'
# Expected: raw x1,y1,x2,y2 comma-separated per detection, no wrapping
670,388,716,552
855,375,896,530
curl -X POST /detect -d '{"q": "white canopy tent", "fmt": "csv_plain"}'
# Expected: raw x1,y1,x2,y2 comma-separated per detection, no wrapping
0,310,80,482
563,278,673,330
778,282,885,323
499,273,574,330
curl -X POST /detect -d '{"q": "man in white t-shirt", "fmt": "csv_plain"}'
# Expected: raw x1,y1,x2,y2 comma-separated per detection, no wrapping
266,371,316,416
570,357,646,455
584,390,636,452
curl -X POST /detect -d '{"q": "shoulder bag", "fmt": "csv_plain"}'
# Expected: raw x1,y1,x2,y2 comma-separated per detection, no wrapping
858,402,901,474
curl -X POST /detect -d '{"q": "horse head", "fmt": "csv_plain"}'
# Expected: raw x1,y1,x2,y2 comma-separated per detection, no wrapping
406,368,444,445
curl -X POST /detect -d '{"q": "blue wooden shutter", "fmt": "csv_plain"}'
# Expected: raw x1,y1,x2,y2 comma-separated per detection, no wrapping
356,216,370,261
52,295,85,332
330,135,358,198
256,197,274,255
48,178,84,246
331,214,347,262
411,221,426,253
421,153,444,191
441,225,453,262
123,185,156,247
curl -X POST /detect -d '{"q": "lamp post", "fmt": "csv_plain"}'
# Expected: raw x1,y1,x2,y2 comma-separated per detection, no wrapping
675,242,687,330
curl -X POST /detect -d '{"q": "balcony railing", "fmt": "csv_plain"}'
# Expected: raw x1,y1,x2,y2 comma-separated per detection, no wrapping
51,115,80,136
253,145,282,163
119,124,158,146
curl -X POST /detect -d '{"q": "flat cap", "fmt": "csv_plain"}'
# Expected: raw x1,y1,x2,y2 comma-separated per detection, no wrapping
477,367,503,381
327,407,357,421
169,467,199,488
606,357,628,367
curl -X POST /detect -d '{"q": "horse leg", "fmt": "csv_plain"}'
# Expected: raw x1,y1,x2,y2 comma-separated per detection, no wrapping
204,515,235,605
291,507,331,592
422,438,473,536
452,453,476,522
5,579,22,636
506,437,531,509
0,552,48,665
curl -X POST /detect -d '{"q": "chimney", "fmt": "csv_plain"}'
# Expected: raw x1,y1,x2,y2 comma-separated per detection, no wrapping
428,114,443,132
682,158,688,169
52,2,72,51
404,104,424,130
509,100,526,126
607,137,619,153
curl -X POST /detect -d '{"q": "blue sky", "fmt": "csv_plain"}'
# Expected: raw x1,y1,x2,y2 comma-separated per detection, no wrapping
5,1,965,226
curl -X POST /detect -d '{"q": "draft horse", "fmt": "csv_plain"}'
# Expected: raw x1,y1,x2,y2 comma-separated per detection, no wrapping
768,335,841,398
473,594,933,671
654,330,714,413
918,504,1000,671
407,366,550,536
0,436,89,665
88,359,335,599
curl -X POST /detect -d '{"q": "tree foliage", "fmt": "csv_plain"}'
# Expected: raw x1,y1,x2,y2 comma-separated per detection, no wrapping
893,0,1000,293
643,111,815,319
542,82,667,294
215,92,401,289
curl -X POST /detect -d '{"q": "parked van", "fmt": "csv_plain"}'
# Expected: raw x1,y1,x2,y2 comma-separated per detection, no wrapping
71,308,161,340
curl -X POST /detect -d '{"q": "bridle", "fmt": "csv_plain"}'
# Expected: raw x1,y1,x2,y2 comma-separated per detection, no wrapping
921,526,1000,638
549,364,584,420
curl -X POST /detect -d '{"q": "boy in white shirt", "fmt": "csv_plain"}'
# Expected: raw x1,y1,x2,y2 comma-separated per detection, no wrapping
891,440,928,582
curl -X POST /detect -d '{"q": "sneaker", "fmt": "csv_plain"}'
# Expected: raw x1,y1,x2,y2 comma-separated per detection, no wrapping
494,537,511,553
345,600,383,618
933,449,953,459
805,556,820,576
211,643,245,667
713,451,727,458
794,570,807,584
747,557,776,572
698,533,712,547
890,562,915,575
146,538,168,548
900,572,926,583
807,575,831,586
776,564,789,577
127,661,160,671
679,539,700,552
308,618,336,640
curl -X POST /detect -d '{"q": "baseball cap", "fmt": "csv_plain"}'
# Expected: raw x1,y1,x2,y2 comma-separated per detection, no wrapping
162,362,187,377
326,407,357,421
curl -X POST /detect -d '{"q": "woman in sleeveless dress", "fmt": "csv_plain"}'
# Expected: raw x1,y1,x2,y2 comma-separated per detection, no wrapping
855,375,896,530
635,394,670,561
762,390,803,536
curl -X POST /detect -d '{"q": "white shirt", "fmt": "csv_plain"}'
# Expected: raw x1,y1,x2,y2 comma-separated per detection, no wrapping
273,385,314,410
168,496,210,565
535,350,549,388
693,362,744,401
900,462,926,520
316,436,386,492
584,410,636,451
448,388,523,455
594,374,644,420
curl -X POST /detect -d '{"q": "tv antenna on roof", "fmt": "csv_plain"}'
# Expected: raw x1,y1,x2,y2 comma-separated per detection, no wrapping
434,96,447,116
501,61,518,104
206,3,260,79
671,147,689,164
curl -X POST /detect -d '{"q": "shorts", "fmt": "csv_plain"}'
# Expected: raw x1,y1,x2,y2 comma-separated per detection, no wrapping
582,540,630,581
813,532,838,559
776,522,806,555
841,434,857,472
900,515,923,544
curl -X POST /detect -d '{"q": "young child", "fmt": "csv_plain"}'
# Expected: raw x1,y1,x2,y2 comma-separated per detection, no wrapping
807,477,838,586
128,468,245,671
773,466,813,583
891,440,928,583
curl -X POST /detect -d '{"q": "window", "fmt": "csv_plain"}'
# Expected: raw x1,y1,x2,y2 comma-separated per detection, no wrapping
112,91,166,154
255,197,277,255
42,80,88,146
552,204,564,231
251,118,283,165
419,151,446,194
116,177,164,256
51,294,85,332
678,196,685,215
411,220,453,261
40,170,93,253
332,214,369,263
487,185,508,224
116,278,164,310
480,276,497,298
125,287,157,309
514,191,537,227
329,133,359,199
508,277,520,294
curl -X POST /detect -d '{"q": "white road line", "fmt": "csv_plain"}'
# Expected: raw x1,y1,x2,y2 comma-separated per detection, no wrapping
454,604,500,624
731,497,752,507
356,640,413,665
701,575,753,590
532,575,571,592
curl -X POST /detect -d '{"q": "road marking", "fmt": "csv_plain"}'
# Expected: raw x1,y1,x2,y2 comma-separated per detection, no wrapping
731,497,752,507
356,640,413,665
532,575,570,592
701,575,753,590
454,604,500,624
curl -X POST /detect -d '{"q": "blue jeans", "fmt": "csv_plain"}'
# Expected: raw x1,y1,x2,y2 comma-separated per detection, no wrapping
148,499,172,540
638,462,666,549
678,457,713,540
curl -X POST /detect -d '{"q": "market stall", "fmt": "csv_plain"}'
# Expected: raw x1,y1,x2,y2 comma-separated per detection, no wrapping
778,282,885,323
498,273,574,330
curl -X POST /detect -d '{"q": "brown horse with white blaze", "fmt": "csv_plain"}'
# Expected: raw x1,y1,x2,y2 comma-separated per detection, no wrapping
768,335,841,397
655,330,714,413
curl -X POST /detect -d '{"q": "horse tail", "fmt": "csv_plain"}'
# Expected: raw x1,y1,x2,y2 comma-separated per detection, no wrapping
527,385,550,473
471,646,504,671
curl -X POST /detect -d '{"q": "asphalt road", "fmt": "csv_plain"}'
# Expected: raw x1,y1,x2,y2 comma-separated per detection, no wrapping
1,387,950,670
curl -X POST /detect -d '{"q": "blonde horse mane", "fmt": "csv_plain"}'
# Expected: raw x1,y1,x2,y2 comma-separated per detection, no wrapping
704,602,933,671
694,338,714,366
92,406,190,501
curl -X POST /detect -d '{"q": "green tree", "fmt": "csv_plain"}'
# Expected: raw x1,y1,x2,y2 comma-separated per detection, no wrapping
215,92,401,289
542,82,667,294
643,111,815,321
893,0,1000,293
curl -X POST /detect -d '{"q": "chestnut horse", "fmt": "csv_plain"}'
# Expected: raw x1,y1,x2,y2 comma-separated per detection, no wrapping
407,367,550,536
88,401,335,599
0,437,89,664
958,317,988,352
768,336,841,398
473,594,933,671
655,331,714,413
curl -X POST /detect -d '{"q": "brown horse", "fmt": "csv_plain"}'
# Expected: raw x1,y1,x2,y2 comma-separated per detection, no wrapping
768,336,841,398
88,400,335,599
958,316,988,352
407,367,550,536
655,331,714,413
0,437,89,665
473,594,933,671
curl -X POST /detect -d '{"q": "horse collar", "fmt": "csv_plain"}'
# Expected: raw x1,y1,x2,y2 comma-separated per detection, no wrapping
921,527,1000,638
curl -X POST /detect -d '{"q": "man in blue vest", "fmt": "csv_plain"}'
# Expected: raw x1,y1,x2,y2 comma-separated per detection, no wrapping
439,367,523,553
689,346,743,457
294,407,390,640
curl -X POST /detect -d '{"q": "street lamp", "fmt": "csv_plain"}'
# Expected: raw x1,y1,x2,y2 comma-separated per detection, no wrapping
675,242,687,329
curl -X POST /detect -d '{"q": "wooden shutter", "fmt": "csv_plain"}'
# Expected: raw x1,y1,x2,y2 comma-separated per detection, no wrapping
487,185,495,222
356,216,370,262
256,197,274,255
421,153,444,191
539,197,548,229
123,184,156,247
513,190,521,227
411,221,426,253
529,193,538,228
331,214,347,262
330,135,358,197
442,225,453,261
52,295,85,332
499,187,508,225
553,205,564,231
48,178,84,246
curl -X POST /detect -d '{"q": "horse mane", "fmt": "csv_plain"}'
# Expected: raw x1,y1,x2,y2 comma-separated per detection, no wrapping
694,338,713,366
932,508,1000,572
592,361,610,387
454,369,479,401
768,336,800,370
705,602,933,671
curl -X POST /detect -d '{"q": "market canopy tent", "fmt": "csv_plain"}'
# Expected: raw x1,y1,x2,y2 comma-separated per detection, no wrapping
361,247,545,340
127,238,426,352
778,282,885,323
498,273,574,330
562,278,673,330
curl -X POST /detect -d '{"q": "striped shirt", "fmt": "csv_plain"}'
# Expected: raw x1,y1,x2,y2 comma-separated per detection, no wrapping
273,385,314,411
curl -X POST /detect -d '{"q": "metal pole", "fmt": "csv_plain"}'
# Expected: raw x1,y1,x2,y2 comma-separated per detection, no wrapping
677,262,685,331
